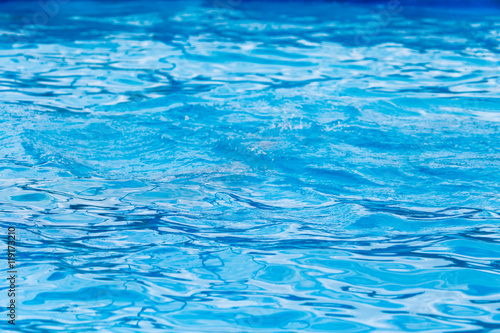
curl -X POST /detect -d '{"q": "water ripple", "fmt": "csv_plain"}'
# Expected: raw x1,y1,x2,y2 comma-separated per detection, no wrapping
1,0,500,332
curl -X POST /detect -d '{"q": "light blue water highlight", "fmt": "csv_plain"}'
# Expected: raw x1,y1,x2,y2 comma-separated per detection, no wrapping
1,0,500,332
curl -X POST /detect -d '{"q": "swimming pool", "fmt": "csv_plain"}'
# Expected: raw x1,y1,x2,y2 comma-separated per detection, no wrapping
1,0,500,331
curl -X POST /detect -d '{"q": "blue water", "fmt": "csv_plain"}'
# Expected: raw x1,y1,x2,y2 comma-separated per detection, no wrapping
1,0,500,332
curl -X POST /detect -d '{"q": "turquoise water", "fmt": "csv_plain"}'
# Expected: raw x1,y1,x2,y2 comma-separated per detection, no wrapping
1,0,500,332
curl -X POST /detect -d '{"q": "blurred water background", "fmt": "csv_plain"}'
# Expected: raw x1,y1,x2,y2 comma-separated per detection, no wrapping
1,0,500,331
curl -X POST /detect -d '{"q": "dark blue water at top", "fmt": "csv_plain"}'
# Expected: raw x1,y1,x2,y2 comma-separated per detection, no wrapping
0,0,500,332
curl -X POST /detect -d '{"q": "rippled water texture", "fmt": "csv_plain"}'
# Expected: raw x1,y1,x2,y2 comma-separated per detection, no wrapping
1,0,500,331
